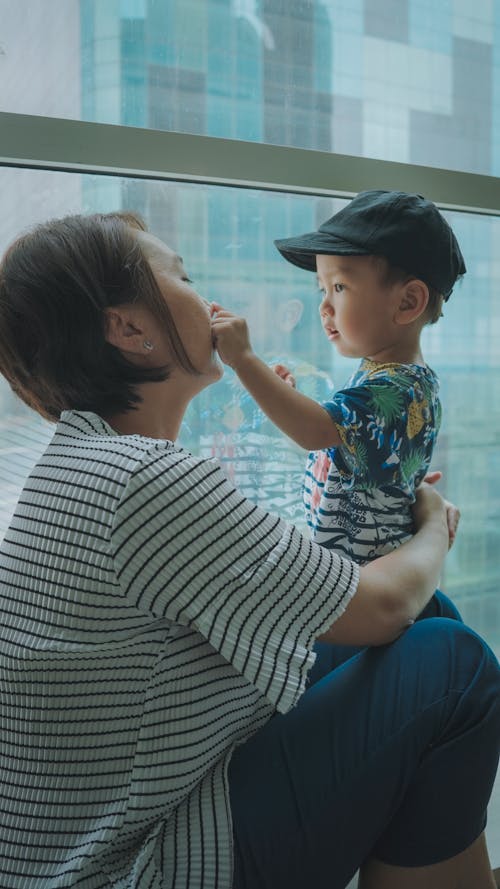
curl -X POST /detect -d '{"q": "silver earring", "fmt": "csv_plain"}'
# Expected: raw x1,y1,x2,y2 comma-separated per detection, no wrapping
143,340,154,351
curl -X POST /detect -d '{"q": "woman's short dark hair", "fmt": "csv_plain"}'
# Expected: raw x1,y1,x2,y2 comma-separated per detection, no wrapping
0,211,198,421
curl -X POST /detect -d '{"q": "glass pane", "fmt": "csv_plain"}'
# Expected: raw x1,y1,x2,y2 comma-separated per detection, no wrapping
0,168,499,858
1,168,500,654
1,0,499,175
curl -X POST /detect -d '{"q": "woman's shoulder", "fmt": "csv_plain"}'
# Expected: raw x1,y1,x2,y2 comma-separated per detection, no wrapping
56,410,186,460
52,410,230,491
52,410,213,486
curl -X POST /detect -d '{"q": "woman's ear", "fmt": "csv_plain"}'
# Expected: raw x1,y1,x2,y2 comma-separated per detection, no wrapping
104,306,148,354
394,279,429,325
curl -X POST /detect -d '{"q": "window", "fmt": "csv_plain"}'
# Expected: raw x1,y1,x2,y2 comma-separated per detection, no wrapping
1,168,499,657
1,0,499,864
1,0,499,174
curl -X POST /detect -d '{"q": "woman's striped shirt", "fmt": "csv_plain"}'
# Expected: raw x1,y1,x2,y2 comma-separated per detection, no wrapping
0,410,359,888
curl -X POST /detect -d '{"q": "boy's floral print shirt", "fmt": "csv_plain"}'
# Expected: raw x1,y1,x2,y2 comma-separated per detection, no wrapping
303,359,441,564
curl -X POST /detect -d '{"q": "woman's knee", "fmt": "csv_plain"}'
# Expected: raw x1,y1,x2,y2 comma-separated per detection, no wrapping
405,618,500,706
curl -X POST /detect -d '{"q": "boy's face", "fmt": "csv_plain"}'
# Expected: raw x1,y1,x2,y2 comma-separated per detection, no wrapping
316,254,401,360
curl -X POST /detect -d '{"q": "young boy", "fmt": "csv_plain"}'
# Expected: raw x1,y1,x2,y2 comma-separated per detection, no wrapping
212,190,466,563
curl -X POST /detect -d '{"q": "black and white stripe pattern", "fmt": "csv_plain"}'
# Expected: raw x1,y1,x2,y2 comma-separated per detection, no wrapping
303,476,414,563
0,410,358,888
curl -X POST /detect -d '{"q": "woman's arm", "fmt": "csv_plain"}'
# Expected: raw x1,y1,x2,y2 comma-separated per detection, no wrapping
111,446,451,710
318,482,450,646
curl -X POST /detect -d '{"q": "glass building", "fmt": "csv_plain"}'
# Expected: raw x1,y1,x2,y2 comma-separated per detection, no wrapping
0,0,499,870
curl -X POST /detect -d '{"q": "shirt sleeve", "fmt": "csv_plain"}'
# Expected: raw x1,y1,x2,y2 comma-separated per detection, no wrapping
322,381,412,491
110,446,359,714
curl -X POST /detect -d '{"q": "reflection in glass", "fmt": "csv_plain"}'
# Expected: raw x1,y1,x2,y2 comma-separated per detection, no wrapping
1,0,499,175
1,167,499,857
0,168,499,660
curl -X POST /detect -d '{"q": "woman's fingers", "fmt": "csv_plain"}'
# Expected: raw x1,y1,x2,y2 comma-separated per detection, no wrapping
423,470,442,486
444,501,460,548
422,471,460,548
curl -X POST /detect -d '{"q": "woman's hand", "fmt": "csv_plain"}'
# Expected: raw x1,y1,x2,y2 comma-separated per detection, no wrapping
210,303,254,369
415,472,461,549
324,478,453,647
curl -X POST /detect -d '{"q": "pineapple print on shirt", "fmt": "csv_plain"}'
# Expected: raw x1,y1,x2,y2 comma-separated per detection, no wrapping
303,359,441,563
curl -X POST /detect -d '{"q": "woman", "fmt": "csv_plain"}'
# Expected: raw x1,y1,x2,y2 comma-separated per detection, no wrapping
0,211,498,889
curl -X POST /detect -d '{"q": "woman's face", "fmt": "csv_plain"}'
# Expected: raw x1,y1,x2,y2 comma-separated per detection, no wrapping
136,230,222,384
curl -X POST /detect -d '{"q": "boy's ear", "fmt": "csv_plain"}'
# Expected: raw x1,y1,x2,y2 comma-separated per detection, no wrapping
394,279,429,325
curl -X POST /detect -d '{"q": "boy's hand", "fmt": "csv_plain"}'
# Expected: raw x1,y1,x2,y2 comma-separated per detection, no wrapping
273,364,296,388
210,303,253,369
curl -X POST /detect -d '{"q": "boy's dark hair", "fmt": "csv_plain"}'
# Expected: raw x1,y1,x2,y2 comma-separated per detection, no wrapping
0,211,198,421
374,256,444,325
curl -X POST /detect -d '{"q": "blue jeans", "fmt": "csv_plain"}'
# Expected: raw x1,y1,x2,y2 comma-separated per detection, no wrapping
229,592,500,889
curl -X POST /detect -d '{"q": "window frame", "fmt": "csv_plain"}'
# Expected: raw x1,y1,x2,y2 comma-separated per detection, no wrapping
1,111,500,215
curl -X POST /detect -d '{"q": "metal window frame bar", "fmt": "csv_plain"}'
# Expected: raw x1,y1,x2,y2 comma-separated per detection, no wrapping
1,112,500,215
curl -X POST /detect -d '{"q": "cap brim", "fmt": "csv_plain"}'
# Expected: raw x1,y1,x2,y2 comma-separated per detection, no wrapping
274,231,370,271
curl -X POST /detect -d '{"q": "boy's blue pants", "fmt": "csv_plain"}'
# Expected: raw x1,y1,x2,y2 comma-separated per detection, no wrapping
229,592,500,889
